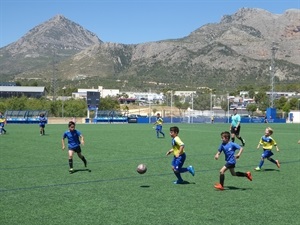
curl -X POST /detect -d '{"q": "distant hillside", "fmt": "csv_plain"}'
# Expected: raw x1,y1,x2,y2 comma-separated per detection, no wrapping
0,8,299,91
0,15,101,77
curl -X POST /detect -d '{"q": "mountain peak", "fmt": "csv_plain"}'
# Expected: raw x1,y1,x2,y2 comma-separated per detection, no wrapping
52,14,65,21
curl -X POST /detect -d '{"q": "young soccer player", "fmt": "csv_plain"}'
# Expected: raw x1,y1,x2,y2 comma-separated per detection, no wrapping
166,126,195,184
154,113,165,138
0,112,7,134
39,113,47,136
62,121,87,173
214,131,252,190
230,108,245,146
255,127,280,171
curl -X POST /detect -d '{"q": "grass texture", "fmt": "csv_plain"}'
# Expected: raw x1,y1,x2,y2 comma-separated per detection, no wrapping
0,123,299,225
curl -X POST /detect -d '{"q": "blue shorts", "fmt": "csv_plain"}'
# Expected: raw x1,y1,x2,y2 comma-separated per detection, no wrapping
39,124,45,128
172,153,186,172
156,125,162,132
261,150,274,159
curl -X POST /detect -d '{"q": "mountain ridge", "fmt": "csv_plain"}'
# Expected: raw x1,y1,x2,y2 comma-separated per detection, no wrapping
0,8,299,91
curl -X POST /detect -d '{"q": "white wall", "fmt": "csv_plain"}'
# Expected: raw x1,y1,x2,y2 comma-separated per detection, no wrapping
288,111,300,123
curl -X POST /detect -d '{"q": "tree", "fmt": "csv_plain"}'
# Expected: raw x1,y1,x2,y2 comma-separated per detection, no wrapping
282,101,290,118
289,97,299,110
193,93,210,111
64,99,87,117
221,99,228,116
248,89,255,99
98,96,120,110
6,96,27,110
274,97,287,110
246,104,257,116
254,91,269,112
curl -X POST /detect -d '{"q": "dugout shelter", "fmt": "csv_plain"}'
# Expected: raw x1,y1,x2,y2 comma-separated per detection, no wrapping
4,110,48,124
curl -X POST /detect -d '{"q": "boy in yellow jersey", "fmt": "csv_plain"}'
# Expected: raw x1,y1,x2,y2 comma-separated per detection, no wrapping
166,126,195,184
0,112,7,134
255,127,280,171
153,113,165,138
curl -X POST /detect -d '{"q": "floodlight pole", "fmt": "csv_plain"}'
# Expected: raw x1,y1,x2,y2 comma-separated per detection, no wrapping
148,89,151,124
227,93,230,123
62,86,66,118
171,91,173,123
191,92,194,124
270,42,278,108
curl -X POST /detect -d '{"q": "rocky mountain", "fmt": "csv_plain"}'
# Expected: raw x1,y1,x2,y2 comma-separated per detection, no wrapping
0,8,299,91
0,15,101,76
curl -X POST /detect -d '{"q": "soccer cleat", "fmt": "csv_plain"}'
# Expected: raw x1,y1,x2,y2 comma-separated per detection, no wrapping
173,180,184,184
69,168,74,174
241,139,245,146
246,171,252,181
214,183,224,190
188,165,195,176
255,167,261,171
275,160,280,168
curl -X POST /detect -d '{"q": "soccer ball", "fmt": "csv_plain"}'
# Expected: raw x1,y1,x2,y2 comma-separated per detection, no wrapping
137,164,147,174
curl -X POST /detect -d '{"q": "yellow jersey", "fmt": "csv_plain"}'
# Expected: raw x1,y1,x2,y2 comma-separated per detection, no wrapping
172,136,185,156
154,117,163,125
259,136,277,150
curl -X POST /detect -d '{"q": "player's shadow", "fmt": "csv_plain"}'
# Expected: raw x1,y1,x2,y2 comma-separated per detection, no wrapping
179,181,196,185
70,169,91,174
262,169,280,172
140,185,151,188
226,186,250,191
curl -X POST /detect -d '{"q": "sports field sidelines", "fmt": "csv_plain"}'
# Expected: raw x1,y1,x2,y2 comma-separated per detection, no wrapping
0,123,299,225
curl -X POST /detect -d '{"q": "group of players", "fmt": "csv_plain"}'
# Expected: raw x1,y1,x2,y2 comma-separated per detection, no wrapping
154,108,285,190
2,109,296,188
40,109,294,188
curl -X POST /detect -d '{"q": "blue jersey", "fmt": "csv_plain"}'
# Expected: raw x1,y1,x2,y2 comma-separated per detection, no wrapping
63,130,82,149
218,142,241,165
39,116,47,126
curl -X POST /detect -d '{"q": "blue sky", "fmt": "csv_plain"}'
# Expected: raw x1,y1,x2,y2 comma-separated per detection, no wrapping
0,0,299,48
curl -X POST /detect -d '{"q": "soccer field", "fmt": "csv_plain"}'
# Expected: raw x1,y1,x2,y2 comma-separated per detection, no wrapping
0,123,299,225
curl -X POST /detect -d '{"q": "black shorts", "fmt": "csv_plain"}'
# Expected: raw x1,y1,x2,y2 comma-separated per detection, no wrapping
70,146,82,153
225,163,235,169
231,126,241,136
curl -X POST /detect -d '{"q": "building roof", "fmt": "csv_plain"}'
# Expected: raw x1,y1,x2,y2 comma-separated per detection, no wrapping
0,86,45,92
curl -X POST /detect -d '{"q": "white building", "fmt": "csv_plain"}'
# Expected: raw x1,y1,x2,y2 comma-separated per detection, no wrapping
72,86,119,99
174,91,196,97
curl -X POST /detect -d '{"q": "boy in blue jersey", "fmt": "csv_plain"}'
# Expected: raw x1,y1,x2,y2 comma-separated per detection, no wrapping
230,108,245,146
166,126,195,184
214,131,252,190
154,113,165,138
0,112,7,134
39,113,47,136
255,127,280,171
62,121,87,173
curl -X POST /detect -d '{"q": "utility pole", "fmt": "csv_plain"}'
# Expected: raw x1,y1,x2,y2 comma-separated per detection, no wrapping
51,49,57,101
270,42,278,108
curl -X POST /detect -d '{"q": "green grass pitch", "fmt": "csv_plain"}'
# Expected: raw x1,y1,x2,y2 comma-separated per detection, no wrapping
0,123,299,225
